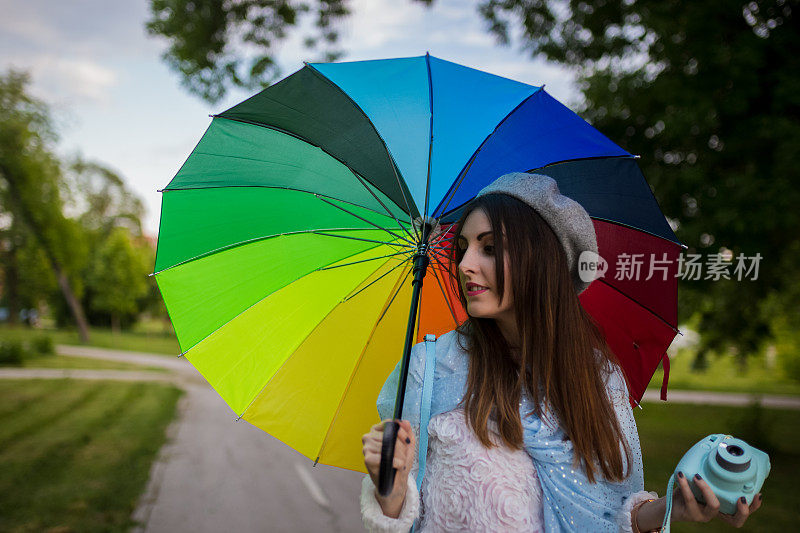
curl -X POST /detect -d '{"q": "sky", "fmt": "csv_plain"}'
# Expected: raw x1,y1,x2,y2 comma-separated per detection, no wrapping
0,0,578,236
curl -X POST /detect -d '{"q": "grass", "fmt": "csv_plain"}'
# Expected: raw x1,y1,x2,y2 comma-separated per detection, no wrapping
636,401,799,531
646,347,800,396
16,354,167,372
0,324,180,356
0,379,182,533
0,376,794,531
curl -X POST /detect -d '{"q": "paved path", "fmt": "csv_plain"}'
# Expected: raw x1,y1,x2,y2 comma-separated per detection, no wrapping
3,346,798,532
56,344,192,373
641,389,800,410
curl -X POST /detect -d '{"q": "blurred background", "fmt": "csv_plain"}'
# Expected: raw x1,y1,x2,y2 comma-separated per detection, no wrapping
0,1,797,531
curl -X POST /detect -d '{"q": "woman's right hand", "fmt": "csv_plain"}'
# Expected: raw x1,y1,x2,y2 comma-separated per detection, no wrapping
362,419,416,517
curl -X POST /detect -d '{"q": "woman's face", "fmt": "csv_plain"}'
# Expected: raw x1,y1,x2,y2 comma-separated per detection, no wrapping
456,208,514,322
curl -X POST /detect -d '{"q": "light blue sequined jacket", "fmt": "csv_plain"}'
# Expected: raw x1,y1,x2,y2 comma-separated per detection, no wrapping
376,329,651,532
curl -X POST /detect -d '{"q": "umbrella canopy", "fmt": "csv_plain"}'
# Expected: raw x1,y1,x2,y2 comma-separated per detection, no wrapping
154,54,682,474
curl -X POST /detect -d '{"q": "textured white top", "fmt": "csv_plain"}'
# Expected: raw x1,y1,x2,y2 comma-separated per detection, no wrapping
417,408,545,532
360,406,655,533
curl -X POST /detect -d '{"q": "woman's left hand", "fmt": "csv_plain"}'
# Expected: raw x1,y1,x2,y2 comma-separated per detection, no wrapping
672,472,763,528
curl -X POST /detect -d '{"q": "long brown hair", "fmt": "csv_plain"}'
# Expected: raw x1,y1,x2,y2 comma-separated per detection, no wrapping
447,193,631,483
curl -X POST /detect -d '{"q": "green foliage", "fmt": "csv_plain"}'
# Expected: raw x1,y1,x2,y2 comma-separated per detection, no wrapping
465,0,800,360
0,70,159,333
0,334,54,365
0,70,90,337
0,340,24,365
31,334,54,356
146,0,350,103
66,158,145,239
87,228,149,330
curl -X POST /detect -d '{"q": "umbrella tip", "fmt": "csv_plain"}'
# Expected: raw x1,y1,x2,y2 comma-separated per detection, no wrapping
313,456,320,467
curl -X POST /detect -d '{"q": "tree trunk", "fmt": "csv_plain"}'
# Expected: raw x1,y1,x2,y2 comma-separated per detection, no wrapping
54,265,90,343
111,313,120,335
2,164,90,343
2,238,20,325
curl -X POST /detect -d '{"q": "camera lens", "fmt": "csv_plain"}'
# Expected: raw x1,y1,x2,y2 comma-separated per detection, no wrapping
716,448,750,472
727,445,744,457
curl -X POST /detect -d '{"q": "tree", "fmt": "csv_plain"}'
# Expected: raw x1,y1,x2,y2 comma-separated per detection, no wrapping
146,0,349,103
66,158,146,239
0,70,91,341
87,227,149,333
473,0,799,364
64,158,161,330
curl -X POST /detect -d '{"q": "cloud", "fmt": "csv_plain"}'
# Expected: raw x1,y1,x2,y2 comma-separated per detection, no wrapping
4,55,118,106
341,0,428,50
0,0,157,60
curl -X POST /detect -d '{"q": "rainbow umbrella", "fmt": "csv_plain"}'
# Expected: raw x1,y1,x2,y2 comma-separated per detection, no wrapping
154,54,682,480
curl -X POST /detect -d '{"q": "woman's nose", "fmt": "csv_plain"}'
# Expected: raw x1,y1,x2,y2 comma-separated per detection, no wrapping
458,247,477,275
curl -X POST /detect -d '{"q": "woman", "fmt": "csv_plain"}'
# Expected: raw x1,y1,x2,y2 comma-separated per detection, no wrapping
360,173,762,532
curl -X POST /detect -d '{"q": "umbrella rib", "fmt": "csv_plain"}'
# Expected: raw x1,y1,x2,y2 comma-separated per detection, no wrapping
428,246,451,264
160,185,405,226
302,64,420,225
590,217,687,248
375,264,413,326
211,114,416,220
389,160,420,242
595,278,680,333
152,228,391,276
429,258,460,327
430,222,457,248
174,240,393,357
315,195,415,246
423,52,434,219
432,86,544,222
235,253,406,420
311,231,415,250
314,262,413,463
341,254,414,303
346,167,418,244
315,249,413,271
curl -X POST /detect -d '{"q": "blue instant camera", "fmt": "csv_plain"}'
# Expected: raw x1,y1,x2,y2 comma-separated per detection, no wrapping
674,434,770,514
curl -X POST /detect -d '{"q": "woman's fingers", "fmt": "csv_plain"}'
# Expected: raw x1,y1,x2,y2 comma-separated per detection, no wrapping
674,471,764,528
362,419,415,476
675,472,706,522
718,494,761,528
693,475,721,520
675,473,698,518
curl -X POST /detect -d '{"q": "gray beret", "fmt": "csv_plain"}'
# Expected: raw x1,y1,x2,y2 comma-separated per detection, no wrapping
476,172,598,294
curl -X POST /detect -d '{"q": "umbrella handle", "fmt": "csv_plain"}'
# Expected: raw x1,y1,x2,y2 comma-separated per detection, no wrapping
377,419,399,496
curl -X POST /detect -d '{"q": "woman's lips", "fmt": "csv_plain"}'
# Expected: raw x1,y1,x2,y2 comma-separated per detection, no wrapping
465,283,488,296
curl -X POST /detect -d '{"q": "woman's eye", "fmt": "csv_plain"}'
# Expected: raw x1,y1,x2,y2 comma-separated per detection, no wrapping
484,245,494,254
